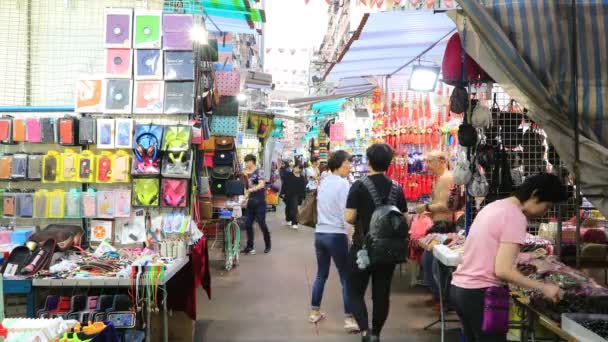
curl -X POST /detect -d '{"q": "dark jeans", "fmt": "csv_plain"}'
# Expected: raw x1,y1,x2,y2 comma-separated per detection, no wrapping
285,196,299,224
348,247,396,336
450,285,507,342
311,233,351,315
245,198,271,250
422,250,439,299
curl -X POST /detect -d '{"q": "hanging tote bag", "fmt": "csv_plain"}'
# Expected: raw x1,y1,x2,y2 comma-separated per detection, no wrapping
297,191,317,227
481,286,510,333
215,70,241,96
210,116,238,137
214,96,239,116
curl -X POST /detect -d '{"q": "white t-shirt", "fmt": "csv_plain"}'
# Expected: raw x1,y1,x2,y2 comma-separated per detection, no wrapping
316,174,350,234
305,166,319,191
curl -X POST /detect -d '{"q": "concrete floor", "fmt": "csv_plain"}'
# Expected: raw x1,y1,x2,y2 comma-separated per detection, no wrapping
195,210,461,342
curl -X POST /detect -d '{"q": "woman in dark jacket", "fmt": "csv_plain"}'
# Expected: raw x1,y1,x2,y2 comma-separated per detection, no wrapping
280,163,307,229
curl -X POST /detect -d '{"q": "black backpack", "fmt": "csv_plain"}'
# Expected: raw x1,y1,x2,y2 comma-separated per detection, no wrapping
360,177,409,265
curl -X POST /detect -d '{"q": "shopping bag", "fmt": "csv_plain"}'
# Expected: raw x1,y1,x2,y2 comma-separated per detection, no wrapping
265,189,279,206
297,192,317,227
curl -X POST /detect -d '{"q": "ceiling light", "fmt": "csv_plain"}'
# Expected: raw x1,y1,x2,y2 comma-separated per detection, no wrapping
237,93,247,102
409,65,440,92
190,25,208,44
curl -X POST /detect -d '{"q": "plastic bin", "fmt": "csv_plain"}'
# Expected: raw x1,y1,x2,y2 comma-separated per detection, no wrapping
11,230,33,245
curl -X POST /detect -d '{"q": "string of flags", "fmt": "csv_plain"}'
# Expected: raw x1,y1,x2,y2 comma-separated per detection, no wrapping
302,0,455,8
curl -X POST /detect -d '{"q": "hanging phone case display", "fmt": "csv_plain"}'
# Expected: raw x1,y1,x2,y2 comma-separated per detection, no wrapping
132,178,159,207
47,190,65,218
90,220,113,243
0,154,13,180
3,193,15,217
162,125,191,151
134,49,163,80
96,118,115,149
82,189,97,218
12,118,26,142
160,178,188,208
133,81,164,114
132,125,163,175
17,193,34,218
96,152,114,183
34,190,48,218
75,79,103,113
164,81,194,114
40,118,55,144
134,11,162,49
162,14,193,51
0,118,12,144
164,51,194,80
79,116,97,145
114,190,132,218
103,79,132,113
104,8,132,48
11,154,27,180
65,189,82,218
60,149,79,182
161,150,192,178
78,150,96,183
96,191,115,218
27,154,42,180
114,118,134,148
26,118,41,143
105,48,132,78
112,151,131,183
42,151,60,183
58,117,78,146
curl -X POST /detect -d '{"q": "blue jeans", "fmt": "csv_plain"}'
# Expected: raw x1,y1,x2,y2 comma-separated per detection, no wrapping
311,233,352,316
245,198,271,250
422,250,439,299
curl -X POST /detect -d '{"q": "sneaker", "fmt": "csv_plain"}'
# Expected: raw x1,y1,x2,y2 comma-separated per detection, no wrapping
291,224,299,230
284,221,292,226
344,317,359,332
264,247,271,254
308,310,325,323
241,248,256,255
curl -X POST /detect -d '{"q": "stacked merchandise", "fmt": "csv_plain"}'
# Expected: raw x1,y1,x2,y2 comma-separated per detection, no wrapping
0,317,122,341
318,132,329,164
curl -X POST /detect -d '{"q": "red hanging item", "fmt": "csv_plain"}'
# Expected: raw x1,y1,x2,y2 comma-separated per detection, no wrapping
441,33,492,86
424,94,432,119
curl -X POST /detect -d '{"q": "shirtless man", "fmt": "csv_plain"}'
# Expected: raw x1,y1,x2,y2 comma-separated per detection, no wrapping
415,151,457,305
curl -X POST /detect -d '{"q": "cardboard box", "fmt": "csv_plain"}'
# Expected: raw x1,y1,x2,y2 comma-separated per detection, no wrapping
150,310,194,342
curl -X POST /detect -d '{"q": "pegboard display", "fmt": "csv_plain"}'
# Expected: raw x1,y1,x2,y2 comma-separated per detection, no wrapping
472,85,577,235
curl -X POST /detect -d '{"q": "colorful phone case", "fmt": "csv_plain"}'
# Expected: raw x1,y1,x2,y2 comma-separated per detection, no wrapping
26,119,41,143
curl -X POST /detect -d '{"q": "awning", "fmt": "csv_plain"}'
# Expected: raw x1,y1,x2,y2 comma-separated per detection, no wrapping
324,10,456,81
288,78,376,107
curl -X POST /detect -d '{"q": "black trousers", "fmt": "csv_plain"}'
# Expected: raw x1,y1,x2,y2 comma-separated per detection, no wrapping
284,196,299,224
348,247,396,336
450,285,507,342
244,198,271,250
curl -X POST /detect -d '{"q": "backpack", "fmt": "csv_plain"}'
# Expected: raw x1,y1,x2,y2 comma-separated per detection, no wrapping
360,177,409,265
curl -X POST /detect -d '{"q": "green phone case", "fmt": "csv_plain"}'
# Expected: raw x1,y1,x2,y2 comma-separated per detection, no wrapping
135,14,161,46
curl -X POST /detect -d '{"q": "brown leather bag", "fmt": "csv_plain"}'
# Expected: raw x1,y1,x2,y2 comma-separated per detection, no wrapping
215,136,234,151
200,198,213,220
29,224,85,251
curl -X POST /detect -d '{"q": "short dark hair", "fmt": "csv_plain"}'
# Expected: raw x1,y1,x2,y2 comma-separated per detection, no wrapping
515,173,568,203
292,162,302,170
328,150,351,171
283,160,290,168
366,143,394,172
244,154,257,164
311,156,319,163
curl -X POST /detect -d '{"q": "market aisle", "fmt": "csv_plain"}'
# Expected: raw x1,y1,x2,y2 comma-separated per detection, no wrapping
195,209,459,342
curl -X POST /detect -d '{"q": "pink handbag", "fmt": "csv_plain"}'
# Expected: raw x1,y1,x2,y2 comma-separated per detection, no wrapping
215,70,240,96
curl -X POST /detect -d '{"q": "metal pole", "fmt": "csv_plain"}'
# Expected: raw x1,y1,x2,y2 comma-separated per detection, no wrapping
25,0,32,106
570,0,581,269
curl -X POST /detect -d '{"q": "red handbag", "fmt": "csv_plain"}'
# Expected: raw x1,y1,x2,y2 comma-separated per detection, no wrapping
204,152,214,167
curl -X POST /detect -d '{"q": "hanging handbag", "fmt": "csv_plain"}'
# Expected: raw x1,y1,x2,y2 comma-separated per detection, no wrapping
214,96,239,116
210,116,238,137
203,152,214,167
203,136,216,151
215,71,241,97
215,136,234,151
212,166,233,180
213,151,233,166
481,286,510,333
200,198,213,220
211,179,226,195
225,179,245,196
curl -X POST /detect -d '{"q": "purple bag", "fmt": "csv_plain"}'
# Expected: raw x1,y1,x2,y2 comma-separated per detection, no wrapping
481,286,510,333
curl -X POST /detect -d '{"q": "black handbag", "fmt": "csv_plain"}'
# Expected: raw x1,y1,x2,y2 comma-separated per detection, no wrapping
211,179,226,195
213,151,233,166
214,96,239,116
212,166,233,180
225,179,245,196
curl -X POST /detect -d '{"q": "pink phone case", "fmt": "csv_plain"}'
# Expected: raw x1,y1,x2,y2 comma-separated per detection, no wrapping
27,118,41,143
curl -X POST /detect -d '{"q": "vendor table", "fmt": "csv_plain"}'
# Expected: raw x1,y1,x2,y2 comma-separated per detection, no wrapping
512,296,579,342
32,257,189,342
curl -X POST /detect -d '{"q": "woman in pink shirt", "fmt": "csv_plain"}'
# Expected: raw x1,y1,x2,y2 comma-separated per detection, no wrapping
450,174,567,342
